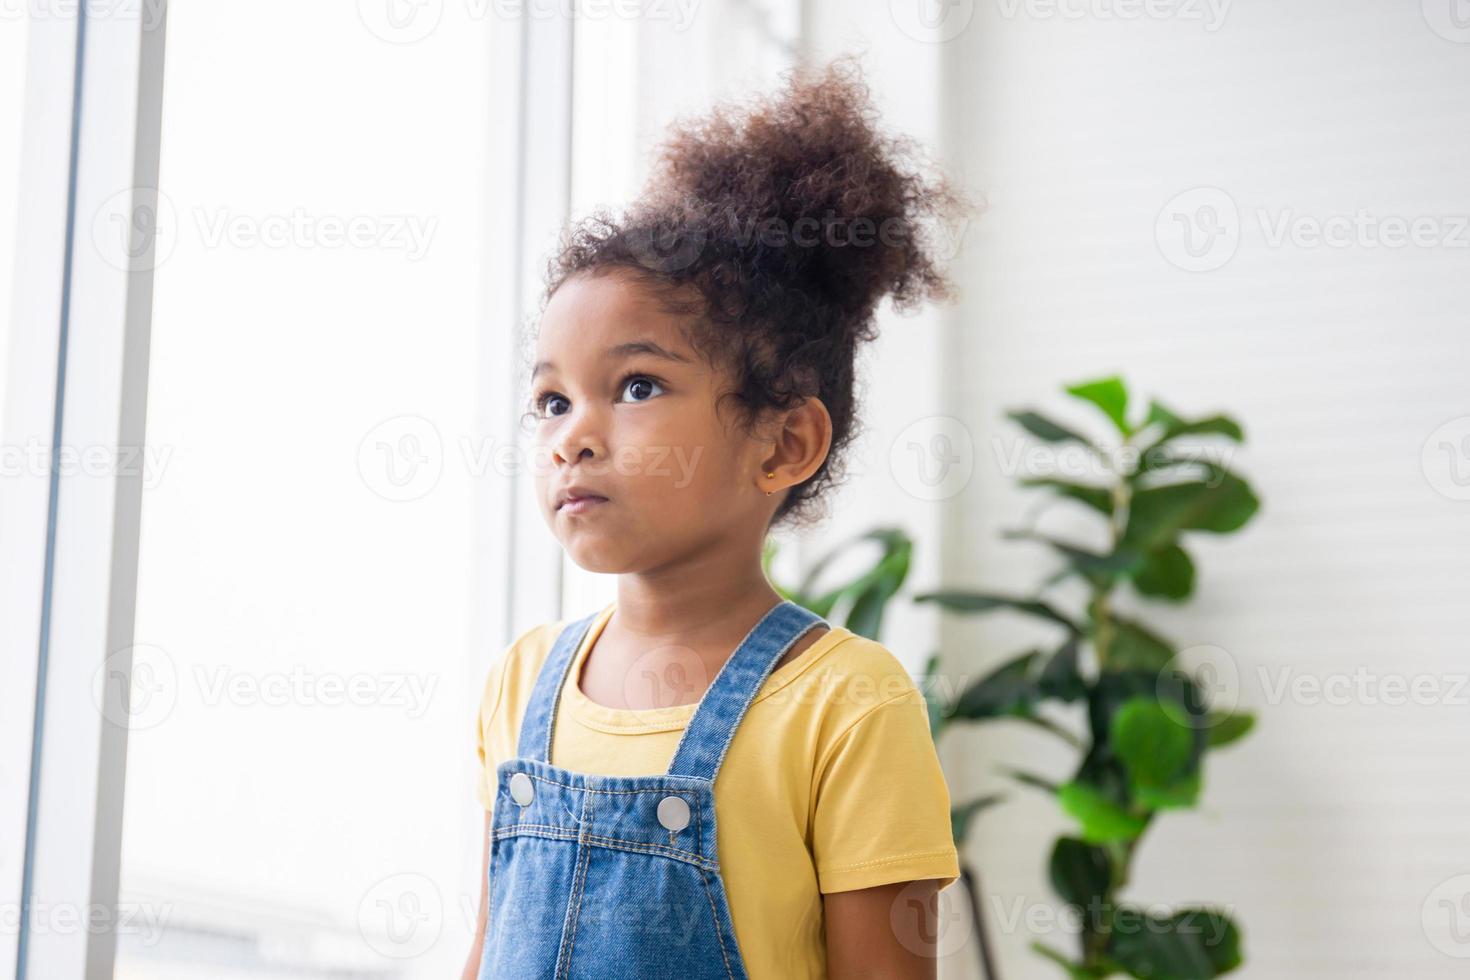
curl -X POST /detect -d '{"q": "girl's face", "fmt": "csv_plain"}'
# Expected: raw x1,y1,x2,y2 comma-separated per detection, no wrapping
529,270,775,574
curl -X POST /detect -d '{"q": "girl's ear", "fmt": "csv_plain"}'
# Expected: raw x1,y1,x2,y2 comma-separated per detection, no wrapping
761,397,833,492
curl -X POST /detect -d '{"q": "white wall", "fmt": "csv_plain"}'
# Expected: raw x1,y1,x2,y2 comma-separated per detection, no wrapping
936,0,1470,976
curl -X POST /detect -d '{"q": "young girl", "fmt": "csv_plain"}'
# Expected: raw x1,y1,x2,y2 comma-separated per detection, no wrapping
465,55,971,980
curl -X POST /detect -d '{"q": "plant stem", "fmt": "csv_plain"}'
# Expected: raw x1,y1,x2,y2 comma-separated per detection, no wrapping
1082,439,1140,970
1092,437,1134,672
961,862,1001,980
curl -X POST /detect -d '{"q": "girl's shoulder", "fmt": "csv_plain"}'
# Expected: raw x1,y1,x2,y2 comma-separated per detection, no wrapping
474,618,563,723
494,612,569,675
761,625,932,732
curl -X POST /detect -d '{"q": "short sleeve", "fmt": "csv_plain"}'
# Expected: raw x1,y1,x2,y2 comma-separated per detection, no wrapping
811,688,960,893
474,651,510,812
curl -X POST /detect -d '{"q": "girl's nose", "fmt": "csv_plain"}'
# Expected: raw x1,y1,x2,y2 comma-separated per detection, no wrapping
551,413,605,466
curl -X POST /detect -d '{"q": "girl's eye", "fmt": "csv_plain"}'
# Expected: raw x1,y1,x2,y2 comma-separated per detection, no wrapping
535,392,570,418
620,375,664,403
533,375,662,419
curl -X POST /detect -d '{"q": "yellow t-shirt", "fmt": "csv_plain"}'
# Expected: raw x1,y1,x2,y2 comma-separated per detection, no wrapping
473,600,960,979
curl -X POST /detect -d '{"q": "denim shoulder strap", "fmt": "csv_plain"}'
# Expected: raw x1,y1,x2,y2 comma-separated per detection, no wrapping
665,599,826,783
514,609,601,763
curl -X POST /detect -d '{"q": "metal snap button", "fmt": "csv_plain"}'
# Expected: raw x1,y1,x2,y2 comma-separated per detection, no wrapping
509,772,535,806
657,795,691,832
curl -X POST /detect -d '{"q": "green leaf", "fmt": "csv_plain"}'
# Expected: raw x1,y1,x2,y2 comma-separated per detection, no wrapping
1112,699,1195,799
950,638,1089,722
1005,768,1060,794
1020,477,1115,516
1009,410,1094,445
1145,400,1245,443
1123,471,1261,550
1102,617,1175,672
1131,543,1196,600
1032,941,1110,979
791,528,912,627
1088,670,1207,782
1057,781,1149,842
918,652,948,740
952,652,1042,720
1206,711,1256,748
1005,531,1144,590
914,590,1082,633
1058,546,1144,586
843,538,911,639
1066,376,1130,434
1136,768,1201,809
1049,837,1113,909
1038,637,1087,703
1106,906,1244,978
952,794,1004,843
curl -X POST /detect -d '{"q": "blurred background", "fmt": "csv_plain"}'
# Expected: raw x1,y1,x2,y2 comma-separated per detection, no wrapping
2,1,1469,978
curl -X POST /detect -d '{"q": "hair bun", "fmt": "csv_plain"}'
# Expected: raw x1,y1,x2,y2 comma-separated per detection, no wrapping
630,53,973,331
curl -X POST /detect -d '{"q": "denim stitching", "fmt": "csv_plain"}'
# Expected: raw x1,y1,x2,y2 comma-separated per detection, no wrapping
695,866,739,980
492,826,717,871
702,615,821,783
495,774,711,861
542,612,597,763
555,791,593,979
662,601,780,774
509,769,711,797
580,834,714,868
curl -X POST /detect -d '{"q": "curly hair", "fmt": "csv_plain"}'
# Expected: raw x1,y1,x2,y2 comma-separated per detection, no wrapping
530,53,978,530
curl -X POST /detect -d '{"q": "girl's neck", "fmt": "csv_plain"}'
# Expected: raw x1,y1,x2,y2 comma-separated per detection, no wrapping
611,569,783,646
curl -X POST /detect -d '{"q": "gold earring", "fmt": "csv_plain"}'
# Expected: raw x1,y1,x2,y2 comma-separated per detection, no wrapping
764,470,775,496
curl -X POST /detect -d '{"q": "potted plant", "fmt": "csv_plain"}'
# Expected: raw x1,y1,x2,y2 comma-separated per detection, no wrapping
772,375,1261,979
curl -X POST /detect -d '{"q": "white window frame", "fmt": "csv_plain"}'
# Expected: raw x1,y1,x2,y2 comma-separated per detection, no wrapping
1,2,168,977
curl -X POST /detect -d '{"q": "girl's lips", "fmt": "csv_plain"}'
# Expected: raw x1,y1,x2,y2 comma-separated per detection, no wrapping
559,496,609,516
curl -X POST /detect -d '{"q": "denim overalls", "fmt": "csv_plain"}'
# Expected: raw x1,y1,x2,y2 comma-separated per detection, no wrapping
477,599,827,980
